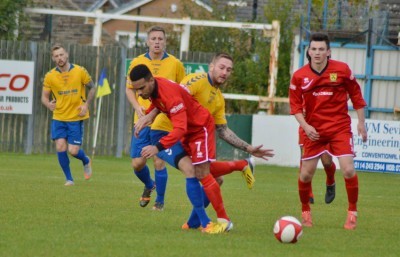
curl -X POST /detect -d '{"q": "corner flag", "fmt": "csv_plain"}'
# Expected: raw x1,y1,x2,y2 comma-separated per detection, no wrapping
96,68,111,98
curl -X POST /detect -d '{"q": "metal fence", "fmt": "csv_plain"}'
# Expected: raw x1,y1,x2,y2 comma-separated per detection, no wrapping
0,40,214,156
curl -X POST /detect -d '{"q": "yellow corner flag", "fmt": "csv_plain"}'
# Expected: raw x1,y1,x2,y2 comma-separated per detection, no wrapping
96,68,112,98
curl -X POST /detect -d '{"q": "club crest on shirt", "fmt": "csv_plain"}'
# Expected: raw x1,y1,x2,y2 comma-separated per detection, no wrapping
330,73,337,82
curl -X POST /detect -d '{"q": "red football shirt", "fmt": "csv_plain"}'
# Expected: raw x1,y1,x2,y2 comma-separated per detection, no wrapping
147,77,213,149
289,59,366,137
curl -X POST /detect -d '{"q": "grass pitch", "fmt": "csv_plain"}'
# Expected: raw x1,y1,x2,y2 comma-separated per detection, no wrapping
0,153,399,257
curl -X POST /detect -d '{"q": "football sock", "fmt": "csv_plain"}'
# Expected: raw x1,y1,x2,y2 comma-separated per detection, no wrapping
298,178,311,211
72,149,90,165
324,162,336,185
186,187,210,228
209,160,248,177
200,173,230,221
57,151,73,181
344,174,358,212
155,167,167,204
186,177,210,228
134,165,154,189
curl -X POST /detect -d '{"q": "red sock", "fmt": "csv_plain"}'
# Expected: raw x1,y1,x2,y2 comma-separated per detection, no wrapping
210,160,247,178
345,174,358,212
325,162,336,186
298,161,314,199
200,174,230,221
298,178,311,212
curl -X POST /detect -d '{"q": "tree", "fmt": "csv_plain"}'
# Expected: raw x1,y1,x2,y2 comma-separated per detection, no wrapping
0,0,30,40
179,0,270,114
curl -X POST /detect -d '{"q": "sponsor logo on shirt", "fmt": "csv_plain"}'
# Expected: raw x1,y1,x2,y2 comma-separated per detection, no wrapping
170,103,184,114
312,91,333,96
301,79,314,90
330,73,337,82
73,140,81,144
289,84,296,90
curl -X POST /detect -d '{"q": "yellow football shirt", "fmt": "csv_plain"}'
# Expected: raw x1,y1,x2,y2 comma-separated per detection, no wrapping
43,64,92,121
180,73,227,125
126,52,185,131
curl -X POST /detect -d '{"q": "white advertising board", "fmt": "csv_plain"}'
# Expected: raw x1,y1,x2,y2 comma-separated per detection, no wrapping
0,60,35,114
352,119,400,173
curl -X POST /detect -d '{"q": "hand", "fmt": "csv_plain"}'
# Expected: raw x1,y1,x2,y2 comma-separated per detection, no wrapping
247,145,275,161
357,122,367,142
134,114,153,137
135,106,146,119
304,125,319,141
77,104,88,117
47,100,56,111
141,145,159,159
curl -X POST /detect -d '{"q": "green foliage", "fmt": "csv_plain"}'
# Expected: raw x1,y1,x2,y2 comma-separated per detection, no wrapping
0,0,30,40
1,153,400,257
179,0,270,114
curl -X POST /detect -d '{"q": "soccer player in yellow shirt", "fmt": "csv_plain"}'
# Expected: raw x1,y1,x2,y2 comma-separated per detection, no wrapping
41,44,96,186
126,26,185,210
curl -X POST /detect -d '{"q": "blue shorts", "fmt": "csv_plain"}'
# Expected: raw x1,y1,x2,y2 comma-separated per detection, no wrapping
130,126,151,158
51,120,84,145
150,130,187,169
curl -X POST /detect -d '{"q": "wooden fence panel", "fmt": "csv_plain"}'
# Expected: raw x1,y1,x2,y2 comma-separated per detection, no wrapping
0,41,216,156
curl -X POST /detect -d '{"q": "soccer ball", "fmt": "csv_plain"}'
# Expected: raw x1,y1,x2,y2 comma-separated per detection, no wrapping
273,216,303,243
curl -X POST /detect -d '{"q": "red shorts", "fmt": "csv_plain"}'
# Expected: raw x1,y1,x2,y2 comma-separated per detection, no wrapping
302,131,355,160
182,118,216,165
298,127,306,145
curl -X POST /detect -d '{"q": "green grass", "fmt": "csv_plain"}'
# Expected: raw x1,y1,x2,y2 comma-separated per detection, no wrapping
1,153,399,257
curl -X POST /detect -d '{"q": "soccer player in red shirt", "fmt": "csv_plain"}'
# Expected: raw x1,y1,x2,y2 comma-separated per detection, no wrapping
289,32,367,230
129,64,232,233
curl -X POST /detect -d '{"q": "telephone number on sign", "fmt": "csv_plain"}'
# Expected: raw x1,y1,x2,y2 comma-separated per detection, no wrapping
354,161,400,173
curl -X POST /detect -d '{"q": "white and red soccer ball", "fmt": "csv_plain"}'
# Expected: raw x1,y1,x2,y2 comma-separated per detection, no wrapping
273,216,303,243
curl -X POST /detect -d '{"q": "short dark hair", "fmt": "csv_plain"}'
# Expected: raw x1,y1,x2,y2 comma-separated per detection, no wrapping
306,32,331,62
129,64,153,82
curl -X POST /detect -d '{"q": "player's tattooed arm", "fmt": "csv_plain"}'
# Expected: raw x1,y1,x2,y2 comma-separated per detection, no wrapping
86,81,96,104
216,124,249,152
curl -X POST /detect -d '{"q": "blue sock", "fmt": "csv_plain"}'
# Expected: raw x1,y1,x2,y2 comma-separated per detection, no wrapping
187,187,210,228
57,151,73,181
72,149,89,165
186,178,210,228
134,165,154,189
155,167,168,204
